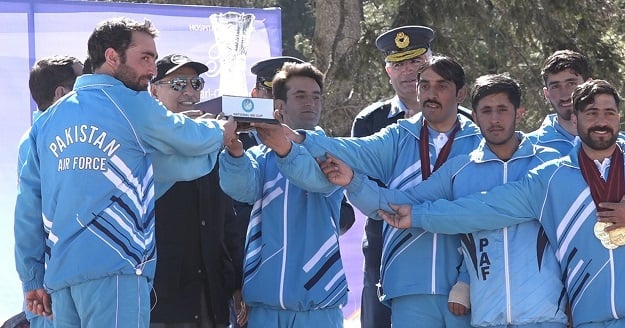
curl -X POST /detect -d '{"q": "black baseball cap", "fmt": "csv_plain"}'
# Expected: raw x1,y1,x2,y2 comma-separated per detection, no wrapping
375,26,435,63
153,54,208,82
250,56,305,88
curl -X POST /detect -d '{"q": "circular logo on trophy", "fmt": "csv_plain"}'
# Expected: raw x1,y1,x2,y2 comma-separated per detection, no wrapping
241,98,254,112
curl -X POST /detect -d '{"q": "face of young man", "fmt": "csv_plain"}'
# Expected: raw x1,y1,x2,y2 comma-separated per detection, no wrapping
113,31,158,91
275,76,322,130
473,92,522,155
543,68,586,122
417,68,465,131
151,66,202,113
386,55,428,101
574,93,621,159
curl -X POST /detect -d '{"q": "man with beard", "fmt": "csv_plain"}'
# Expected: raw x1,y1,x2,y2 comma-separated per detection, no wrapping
323,74,568,327
378,79,625,327
14,17,234,326
527,50,591,154
258,56,480,327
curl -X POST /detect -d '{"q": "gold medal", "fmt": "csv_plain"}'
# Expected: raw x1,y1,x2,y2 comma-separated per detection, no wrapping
594,222,618,249
608,226,625,246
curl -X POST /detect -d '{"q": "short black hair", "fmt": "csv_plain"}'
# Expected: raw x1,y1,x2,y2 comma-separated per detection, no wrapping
87,17,158,70
29,55,82,110
417,55,466,91
272,62,324,102
572,79,621,114
471,73,522,110
541,50,590,86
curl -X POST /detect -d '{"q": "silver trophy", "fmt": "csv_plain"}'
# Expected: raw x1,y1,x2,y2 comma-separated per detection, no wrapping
209,11,255,97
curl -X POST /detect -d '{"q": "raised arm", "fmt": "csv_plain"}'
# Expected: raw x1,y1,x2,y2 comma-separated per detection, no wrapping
320,152,459,218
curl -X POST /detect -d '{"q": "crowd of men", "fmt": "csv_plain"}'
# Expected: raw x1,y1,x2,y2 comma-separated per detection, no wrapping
10,15,625,328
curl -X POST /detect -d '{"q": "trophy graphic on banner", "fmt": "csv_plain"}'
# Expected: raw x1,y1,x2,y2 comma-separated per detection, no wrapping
200,11,276,124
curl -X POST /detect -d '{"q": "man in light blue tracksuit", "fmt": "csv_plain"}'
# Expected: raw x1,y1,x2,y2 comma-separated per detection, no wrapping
526,50,591,154
324,74,569,327
17,55,83,328
272,56,480,327
14,18,234,327
377,79,625,328
219,62,347,327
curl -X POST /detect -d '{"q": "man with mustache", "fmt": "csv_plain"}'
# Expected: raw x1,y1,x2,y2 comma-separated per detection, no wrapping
350,26,434,328
14,18,234,326
527,50,591,154
377,79,625,327
323,73,568,327
256,56,481,327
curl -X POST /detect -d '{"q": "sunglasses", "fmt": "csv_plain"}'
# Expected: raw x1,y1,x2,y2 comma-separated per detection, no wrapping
154,77,205,91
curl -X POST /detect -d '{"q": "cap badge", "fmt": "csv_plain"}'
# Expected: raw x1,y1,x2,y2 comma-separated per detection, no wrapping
170,54,191,64
395,32,410,49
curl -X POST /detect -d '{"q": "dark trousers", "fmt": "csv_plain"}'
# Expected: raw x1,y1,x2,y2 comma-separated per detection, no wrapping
361,218,391,328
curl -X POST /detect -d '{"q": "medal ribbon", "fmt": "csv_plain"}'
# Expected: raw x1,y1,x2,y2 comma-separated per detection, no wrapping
578,146,625,211
419,119,460,180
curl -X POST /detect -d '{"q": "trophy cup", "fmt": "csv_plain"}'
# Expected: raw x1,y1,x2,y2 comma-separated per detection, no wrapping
200,11,276,125
209,11,255,97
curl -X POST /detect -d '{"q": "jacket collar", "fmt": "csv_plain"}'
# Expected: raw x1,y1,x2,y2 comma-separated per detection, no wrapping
398,111,481,140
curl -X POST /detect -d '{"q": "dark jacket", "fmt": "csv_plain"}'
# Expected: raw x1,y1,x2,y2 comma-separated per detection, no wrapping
150,164,243,325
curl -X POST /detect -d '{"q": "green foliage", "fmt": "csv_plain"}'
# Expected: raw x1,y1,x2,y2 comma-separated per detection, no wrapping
391,0,625,131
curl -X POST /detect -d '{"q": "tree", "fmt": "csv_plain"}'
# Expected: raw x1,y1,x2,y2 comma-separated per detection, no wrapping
310,0,362,136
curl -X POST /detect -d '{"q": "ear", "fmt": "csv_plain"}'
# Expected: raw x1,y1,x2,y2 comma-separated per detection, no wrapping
516,107,526,123
571,111,578,126
53,85,67,101
385,65,392,79
274,100,285,122
104,48,120,69
471,110,478,123
455,85,467,104
251,88,259,97
150,84,159,99
542,87,549,101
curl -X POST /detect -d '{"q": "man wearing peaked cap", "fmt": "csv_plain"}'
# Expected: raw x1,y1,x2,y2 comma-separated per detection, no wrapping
149,53,242,328
376,25,435,63
153,54,208,83
250,56,305,99
351,26,435,328
351,26,472,328
151,54,208,113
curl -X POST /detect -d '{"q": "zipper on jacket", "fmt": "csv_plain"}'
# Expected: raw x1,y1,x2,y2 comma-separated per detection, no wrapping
279,182,290,309
609,249,619,319
431,233,437,294
502,161,512,323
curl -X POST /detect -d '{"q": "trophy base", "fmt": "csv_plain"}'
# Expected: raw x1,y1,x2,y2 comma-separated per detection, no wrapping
196,95,275,122
235,119,280,133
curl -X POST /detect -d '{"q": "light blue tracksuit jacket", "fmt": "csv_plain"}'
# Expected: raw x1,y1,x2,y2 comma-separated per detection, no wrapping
407,141,625,327
15,73,223,294
298,113,482,304
347,134,569,327
219,139,348,312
